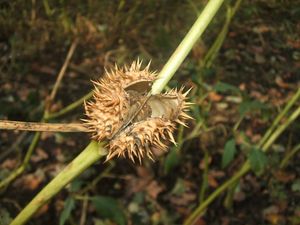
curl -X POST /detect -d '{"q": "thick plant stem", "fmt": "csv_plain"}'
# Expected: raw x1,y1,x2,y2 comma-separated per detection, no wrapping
151,0,225,94
184,103,300,225
10,141,104,225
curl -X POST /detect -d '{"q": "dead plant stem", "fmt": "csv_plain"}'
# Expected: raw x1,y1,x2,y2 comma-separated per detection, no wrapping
49,39,78,105
0,120,88,132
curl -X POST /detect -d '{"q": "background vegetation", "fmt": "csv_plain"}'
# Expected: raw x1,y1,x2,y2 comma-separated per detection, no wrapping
0,0,300,224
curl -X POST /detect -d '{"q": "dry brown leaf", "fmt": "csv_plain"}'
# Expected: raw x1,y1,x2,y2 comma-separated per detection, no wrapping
208,91,223,102
264,214,285,225
275,76,291,89
34,204,49,218
273,171,296,183
31,148,49,163
146,180,165,199
1,159,18,169
169,192,196,206
18,174,43,190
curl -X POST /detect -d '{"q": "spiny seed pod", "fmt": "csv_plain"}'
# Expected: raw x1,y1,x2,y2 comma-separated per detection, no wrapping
84,60,193,163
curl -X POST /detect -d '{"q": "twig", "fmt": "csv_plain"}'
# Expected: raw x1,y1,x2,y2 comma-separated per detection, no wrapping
0,132,27,161
48,39,78,106
0,133,41,190
0,120,89,132
79,195,88,225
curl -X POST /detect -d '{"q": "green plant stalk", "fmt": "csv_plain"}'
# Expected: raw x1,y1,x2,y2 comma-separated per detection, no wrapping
184,104,300,225
46,91,93,120
151,0,225,94
199,149,209,203
280,143,300,169
202,7,230,67
0,132,41,189
226,87,300,209
202,0,242,68
259,88,300,147
10,141,104,225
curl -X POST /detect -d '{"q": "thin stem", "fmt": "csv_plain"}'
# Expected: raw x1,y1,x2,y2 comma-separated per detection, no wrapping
199,149,209,203
261,105,300,152
184,104,300,225
280,143,300,169
0,132,41,189
10,141,104,225
258,88,300,147
46,91,93,120
184,162,250,225
151,0,225,94
0,120,89,132
49,39,78,104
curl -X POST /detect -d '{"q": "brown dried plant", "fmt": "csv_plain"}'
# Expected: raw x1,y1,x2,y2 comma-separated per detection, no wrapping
84,60,192,163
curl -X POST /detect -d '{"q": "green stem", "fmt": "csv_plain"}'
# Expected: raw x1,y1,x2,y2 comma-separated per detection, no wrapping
280,143,300,169
184,162,250,225
45,91,93,120
258,88,300,147
151,0,225,94
10,141,104,225
199,149,209,203
0,132,41,189
184,103,300,225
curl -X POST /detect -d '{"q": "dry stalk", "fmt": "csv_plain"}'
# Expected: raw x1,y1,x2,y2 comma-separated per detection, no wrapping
0,120,88,132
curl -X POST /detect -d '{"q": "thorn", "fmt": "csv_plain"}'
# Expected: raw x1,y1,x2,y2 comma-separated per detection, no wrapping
183,87,192,97
180,112,194,120
176,119,188,127
167,130,177,146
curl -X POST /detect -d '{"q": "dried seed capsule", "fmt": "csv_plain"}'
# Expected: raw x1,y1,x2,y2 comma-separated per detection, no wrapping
84,60,192,163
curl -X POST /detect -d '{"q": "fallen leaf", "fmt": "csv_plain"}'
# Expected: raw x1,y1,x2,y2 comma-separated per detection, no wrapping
18,174,43,190
193,217,206,225
275,76,290,89
273,171,295,183
34,204,49,218
264,214,285,225
1,159,18,169
208,91,223,102
169,192,196,206
146,180,164,199
31,148,49,163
